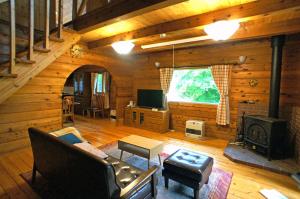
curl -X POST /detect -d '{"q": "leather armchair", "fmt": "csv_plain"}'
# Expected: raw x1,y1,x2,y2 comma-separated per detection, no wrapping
28,128,158,199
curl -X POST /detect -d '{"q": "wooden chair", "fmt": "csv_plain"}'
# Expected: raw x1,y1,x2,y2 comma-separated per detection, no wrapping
91,94,105,118
62,96,74,123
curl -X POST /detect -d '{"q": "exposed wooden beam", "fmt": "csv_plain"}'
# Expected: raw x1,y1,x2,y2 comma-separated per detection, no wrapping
132,16,300,54
73,0,187,33
88,0,300,49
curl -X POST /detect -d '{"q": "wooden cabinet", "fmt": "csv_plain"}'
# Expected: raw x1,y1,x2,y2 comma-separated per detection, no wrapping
124,107,169,133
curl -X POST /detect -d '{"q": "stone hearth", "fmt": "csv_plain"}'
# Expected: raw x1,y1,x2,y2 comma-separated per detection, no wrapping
224,144,300,175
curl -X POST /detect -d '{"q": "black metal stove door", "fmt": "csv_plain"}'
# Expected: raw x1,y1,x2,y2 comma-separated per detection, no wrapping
246,124,268,146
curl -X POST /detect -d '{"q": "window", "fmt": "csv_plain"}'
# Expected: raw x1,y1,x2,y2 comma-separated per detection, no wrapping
167,68,220,104
74,73,84,95
79,75,84,94
96,73,103,93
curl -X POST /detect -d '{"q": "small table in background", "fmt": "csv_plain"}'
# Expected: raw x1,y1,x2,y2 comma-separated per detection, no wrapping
118,135,164,168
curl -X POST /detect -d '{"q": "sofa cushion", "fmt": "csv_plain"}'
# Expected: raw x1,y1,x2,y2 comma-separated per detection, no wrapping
57,133,83,144
74,142,108,159
50,127,87,142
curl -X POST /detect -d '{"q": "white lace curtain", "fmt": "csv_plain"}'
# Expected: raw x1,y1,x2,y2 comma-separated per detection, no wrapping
211,65,232,125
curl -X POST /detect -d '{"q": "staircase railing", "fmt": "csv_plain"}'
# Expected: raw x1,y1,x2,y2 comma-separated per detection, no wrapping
0,0,72,78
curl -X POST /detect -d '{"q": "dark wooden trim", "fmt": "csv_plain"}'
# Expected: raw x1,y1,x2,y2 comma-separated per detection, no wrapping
73,0,187,32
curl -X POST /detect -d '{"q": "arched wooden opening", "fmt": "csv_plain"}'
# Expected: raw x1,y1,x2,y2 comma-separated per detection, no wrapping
62,65,117,126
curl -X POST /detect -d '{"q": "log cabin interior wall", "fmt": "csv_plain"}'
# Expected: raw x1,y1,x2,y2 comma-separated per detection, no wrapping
131,34,300,141
0,45,134,154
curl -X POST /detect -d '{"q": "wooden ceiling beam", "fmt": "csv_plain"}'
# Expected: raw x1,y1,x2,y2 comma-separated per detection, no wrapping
88,0,300,49
73,0,187,33
131,16,300,54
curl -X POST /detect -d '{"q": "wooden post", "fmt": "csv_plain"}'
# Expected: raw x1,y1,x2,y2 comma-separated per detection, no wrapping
28,0,34,61
57,0,63,39
43,0,50,49
9,0,16,74
72,0,78,21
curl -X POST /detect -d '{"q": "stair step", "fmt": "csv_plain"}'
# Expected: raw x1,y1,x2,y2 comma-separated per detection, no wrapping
15,58,36,64
33,46,51,53
0,73,18,78
49,36,64,42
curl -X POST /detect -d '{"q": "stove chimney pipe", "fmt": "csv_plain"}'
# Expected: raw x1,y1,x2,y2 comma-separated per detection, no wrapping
269,35,285,118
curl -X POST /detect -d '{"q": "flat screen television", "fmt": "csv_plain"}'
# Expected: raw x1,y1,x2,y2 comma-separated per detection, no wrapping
137,89,164,109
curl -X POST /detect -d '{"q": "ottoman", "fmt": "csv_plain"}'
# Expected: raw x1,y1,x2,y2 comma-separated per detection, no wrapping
162,149,213,199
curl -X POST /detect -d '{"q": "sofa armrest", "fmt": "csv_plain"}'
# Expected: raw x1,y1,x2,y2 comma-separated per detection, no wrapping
120,166,158,199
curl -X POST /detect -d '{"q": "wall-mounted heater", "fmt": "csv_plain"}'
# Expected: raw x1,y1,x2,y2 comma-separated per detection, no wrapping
185,120,205,138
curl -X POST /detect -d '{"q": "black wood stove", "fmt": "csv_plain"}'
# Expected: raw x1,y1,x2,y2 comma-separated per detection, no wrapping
243,35,288,161
244,115,286,160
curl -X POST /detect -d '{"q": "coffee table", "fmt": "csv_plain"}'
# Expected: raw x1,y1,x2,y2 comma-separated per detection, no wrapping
118,135,164,168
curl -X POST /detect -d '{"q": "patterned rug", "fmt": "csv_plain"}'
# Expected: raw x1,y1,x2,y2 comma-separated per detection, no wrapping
101,142,233,199
20,142,233,199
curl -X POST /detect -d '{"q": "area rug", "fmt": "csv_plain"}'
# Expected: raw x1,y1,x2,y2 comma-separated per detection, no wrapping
100,142,233,199
20,142,233,199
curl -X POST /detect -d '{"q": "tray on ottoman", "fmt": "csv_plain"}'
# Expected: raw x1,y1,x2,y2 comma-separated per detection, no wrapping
162,149,213,199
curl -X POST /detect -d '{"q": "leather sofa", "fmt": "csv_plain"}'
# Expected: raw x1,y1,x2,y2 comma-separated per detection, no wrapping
28,128,158,199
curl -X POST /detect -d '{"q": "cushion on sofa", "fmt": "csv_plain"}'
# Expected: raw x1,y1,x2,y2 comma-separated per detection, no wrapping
57,133,83,144
74,142,108,159
49,127,87,142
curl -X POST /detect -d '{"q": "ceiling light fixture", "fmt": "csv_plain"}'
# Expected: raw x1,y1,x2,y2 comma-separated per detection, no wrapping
112,41,135,54
204,20,240,41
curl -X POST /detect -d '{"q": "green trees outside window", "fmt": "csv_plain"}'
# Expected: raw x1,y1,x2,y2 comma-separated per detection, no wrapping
168,68,220,104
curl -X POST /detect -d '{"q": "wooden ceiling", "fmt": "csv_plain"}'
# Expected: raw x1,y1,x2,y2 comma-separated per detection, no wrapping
77,0,300,55
81,0,254,41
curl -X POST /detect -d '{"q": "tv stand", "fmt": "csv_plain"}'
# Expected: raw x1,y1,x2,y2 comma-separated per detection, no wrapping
124,107,169,133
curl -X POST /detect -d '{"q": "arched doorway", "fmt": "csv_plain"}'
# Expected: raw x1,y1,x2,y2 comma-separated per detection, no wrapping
62,65,116,126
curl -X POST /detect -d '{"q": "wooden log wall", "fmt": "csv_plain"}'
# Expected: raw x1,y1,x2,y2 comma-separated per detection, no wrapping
0,45,134,154
131,35,300,140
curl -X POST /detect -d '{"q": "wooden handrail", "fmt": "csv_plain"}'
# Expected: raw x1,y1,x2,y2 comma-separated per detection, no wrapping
9,0,16,74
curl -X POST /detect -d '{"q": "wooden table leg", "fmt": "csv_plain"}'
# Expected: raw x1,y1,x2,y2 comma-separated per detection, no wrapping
120,150,123,160
148,159,150,169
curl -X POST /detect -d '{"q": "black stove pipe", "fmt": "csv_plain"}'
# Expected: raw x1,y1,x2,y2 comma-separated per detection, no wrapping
268,35,285,118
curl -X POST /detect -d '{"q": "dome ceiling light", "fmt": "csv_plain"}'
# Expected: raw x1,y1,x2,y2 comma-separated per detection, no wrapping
204,20,240,41
112,41,135,54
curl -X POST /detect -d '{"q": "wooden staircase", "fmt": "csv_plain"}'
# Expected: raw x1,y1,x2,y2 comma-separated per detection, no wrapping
0,0,81,104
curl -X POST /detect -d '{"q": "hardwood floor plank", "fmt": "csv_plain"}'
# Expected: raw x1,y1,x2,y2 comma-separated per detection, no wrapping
0,116,299,198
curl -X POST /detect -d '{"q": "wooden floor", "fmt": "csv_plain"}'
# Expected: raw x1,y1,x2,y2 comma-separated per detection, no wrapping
0,116,299,199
